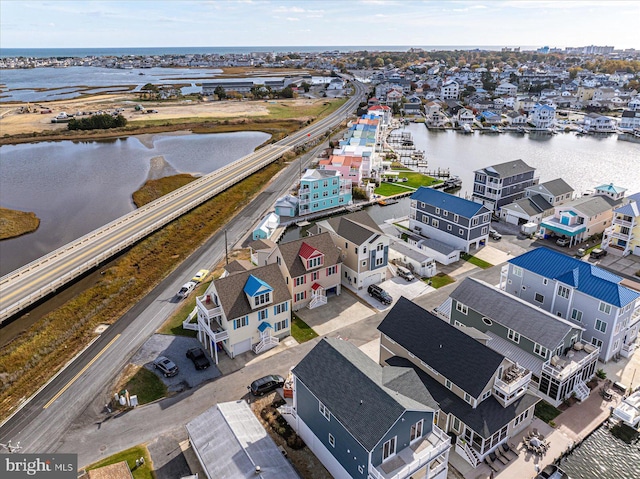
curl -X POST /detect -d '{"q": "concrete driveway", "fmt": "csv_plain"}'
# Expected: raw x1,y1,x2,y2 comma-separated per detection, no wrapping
131,334,221,393
295,291,375,337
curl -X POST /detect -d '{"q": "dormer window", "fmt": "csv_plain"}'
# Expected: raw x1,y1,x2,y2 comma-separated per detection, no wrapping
243,275,274,309
299,242,325,270
307,256,324,269
254,292,271,307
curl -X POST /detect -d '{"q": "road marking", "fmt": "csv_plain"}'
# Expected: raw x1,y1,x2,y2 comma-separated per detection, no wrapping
43,333,121,409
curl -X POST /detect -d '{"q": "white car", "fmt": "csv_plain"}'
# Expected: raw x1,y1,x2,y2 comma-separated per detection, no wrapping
177,281,197,299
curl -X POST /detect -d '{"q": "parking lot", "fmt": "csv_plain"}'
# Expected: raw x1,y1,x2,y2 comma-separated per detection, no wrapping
130,334,221,393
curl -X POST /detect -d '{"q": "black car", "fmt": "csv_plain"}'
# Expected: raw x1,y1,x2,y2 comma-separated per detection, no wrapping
186,347,210,370
368,284,393,305
590,248,608,259
153,356,179,377
249,374,285,396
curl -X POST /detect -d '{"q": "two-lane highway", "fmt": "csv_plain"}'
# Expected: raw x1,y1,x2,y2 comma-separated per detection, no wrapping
0,81,366,323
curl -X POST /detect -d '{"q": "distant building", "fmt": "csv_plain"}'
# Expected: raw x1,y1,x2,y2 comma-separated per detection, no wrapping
602,192,640,257
297,169,352,216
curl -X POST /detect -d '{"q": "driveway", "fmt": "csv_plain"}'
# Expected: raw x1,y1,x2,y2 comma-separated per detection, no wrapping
295,291,375,336
131,334,221,393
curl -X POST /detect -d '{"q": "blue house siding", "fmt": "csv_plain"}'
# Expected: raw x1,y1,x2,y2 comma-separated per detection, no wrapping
296,379,368,478
370,410,435,467
369,246,389,271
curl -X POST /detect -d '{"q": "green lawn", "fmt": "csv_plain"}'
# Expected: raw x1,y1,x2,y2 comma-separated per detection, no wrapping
374,183,413,196
460,252,493,269
86,445,153,479
535,401,562,424
400,172,443,189
291,314,318,343
122,367,167,405
426,273,456,289
374,172,442,196
158,280,212,337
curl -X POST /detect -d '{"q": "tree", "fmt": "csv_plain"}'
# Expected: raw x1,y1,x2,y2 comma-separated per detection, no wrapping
140,83,159,100
280,86,295,99
300,81,311,93
214,86,226,100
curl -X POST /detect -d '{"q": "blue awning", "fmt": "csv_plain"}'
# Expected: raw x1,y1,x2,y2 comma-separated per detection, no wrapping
257,322,272,332
541,222,586,237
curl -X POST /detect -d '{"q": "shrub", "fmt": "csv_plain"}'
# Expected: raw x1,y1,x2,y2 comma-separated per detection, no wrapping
596,368,607,380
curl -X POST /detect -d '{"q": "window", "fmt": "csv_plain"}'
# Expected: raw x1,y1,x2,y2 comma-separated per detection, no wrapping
534,343,548,358
258,309,268,320
456,302,468,315
464,393,472,404
513,266,523,277
326,265,337,276
295,291,306,302
307,256,324,269
454,214,459,223
443,210,448,217
613,339,620,351
447,225,452,231
420,202,425,209
319,402,330,421
591,337,603,349
382,437,396,461
254,292,271,307
312,271,319,281
422,215,429,224
472,217,479,226
410,420,423,442
599,302,612,315
508,329,520,343
452,417,461,432
482,390,492,400
481,226,488,235
543,278,548,285
571,309,583,322
595,319,607,333
358,466,364,474
557,285,570,299
482,317,493,326
535,293,545,303
274,319,288,332
435,207,440,214
328,433,335,448
295,276,306,287
273,302,288,315
233,316,249,330
445,379,452,390
432,219,439,228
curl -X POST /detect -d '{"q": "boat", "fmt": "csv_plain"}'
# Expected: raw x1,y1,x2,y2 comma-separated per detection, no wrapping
460,123,473,133
612,390,640,430
535,464,570,479
378,199,398,206
443,176,462,190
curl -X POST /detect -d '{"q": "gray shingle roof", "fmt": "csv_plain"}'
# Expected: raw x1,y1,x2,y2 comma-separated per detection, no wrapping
478,159,534,178
213,263,290,320
277,232,341,279
322,211,383,245
568,195,620,216
449,278,581,350
292,338,437,451
378,297,504,398
533,178,574,197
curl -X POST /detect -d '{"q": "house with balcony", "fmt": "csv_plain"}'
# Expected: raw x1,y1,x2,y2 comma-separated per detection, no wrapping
409,187,491,253
583,113,616,133
265,232,342,310
313,211,389,291
500,247,640,362
471,159,538,213
318,154,364,185
505,111,528,126
496,82,518,96
620,110,640,132
194,263,291,364
529,103,556,129
602,192,640,257
440,81,459,101
445,278,598,407
297,169,352,216
456,108,475,127
499,178,574,226
379,298,539,469
286,337,451,479
538,184,625,247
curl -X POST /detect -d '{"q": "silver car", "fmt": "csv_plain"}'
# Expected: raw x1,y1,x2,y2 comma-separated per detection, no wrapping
154,356,179,377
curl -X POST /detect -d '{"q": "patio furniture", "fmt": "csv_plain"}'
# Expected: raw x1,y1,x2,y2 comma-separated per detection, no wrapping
538,433,545,441
532,428,539,437
573,342,584,351
484,455,500,473
495,446,510,464
501,443,519,459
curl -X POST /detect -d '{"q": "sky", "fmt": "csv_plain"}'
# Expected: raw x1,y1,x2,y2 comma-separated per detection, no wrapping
1,0,639,50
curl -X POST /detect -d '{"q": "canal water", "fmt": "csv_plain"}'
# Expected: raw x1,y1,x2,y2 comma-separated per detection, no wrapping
0,131,270,275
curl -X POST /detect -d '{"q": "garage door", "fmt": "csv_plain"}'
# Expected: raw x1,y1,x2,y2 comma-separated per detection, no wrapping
634,245,640,256
233,338,252,356
505,213,521,225
362,273,381,288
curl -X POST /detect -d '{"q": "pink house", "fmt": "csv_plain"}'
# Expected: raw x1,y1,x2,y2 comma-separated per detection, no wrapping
318,154,364,185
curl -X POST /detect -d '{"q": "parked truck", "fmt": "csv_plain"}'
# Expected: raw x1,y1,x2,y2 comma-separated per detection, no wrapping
521,222,538,236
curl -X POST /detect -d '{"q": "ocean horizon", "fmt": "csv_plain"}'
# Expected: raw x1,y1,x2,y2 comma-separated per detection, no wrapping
1,45,540,58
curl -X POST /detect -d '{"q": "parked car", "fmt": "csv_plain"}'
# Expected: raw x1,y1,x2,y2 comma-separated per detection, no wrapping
489,229,502,240
177,281,197,300
396,266,415,281
186,347,210,370
154,356,179,377
590,248,607,259
556,237,571,247
249,374,285,396
576,248,587,257
192,269,210,283
368,284,393,305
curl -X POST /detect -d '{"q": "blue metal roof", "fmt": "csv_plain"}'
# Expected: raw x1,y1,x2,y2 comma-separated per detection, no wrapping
411,187,489,218
595,183,626,194
508,247,639,307
257,321,272,332
243,274,273,297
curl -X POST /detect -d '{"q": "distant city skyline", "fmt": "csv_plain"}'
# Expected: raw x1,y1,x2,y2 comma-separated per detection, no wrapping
1,0,639,50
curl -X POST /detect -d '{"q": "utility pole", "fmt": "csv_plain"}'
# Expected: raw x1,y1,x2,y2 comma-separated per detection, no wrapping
224,230,229,265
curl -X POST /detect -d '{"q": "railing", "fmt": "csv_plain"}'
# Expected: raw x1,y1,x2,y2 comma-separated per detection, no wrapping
253,335,279,354
542,341,599,379
494,369,532,397
612,218,634,228
455,436,480,468
308,295,327,309
195,296,222,319
573,379,590,402
182,307,199,331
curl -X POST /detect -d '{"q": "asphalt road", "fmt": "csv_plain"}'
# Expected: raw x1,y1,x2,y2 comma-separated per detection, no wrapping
0,81,367,455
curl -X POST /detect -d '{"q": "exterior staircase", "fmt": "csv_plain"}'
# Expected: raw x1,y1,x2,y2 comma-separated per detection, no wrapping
308,294,327,309
253,335,279,354
574,379,590,402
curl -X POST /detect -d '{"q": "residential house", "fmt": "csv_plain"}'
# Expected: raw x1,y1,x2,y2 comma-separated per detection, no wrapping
602,192,640,257
403,102,423,116
495,82,518,96
446,278,598,407
583,113,616,133
500,179,574,225
576,87,595,106
529,104,556,129
266,232,342,310
500,247,640,362
202,81,254,95
628,97,640,111
538,184,625,246
195,263,291,363
274,194,299,217
440,81,459,100
186,401,299,479
252,212,279,241
409,187,491,253
472,159,538,212
388,238,437,278
318,154,364,185
379,298,539,468
620,110,640,132
456,108,475,127
313,211,390,290
287,337,451,479
505,111,528,126
425,102,449,128
404,232,461,266
514,97,537,114
297,169,352,216
368,105,392,126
